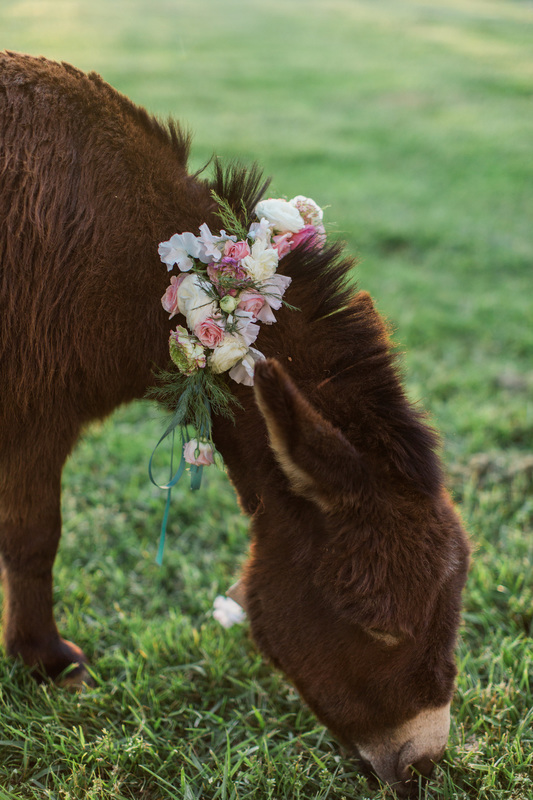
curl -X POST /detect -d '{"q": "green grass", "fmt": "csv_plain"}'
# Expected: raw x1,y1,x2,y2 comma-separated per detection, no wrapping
1,0,532,797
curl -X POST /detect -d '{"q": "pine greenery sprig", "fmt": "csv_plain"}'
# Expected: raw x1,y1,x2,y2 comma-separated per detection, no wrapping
147,368,239,431
210,190,251,240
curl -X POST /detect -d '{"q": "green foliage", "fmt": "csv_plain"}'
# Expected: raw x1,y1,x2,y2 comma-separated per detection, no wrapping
148,368,238,434
211,191,251,242
0,1,532,798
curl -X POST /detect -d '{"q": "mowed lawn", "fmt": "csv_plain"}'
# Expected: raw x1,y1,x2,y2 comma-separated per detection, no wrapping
0,1,532,798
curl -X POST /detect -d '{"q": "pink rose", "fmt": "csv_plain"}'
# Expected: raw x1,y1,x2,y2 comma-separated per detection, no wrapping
183,439,215,466
194,317,225,348
237,291,266,320
161,274,187,318
224,240,251,260
272,232,293,259
290,225,319,251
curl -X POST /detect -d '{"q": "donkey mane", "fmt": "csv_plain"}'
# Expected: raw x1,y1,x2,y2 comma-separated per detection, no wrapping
242,228,443,498
208,160,271,221
76,63,192,168
2,51,191,166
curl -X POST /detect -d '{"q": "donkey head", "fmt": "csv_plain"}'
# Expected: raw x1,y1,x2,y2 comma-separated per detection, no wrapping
236,359,469,795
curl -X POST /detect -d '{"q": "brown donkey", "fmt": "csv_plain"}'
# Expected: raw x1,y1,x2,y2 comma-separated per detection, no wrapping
0,51,470,795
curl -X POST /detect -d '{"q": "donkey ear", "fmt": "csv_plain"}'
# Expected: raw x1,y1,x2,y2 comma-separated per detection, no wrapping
253,359,365,509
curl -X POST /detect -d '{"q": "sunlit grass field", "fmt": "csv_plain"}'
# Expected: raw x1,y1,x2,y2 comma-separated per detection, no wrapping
1,0,532,797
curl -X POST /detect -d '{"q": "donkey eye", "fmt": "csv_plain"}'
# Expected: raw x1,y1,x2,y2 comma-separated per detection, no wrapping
365,628,403,647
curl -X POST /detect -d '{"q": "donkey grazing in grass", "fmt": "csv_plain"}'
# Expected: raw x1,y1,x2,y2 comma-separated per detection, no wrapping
0,51,470,795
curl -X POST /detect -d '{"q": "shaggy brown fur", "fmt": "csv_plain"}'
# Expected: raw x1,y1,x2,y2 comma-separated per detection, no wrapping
0,52,470,794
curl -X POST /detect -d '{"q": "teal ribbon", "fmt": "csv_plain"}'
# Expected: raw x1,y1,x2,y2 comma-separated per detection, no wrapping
149,404,211,565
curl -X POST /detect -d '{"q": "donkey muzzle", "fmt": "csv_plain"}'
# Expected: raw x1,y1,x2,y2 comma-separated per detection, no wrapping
356,701,451,795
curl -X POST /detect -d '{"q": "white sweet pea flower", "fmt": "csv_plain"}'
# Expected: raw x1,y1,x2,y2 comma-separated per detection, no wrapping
158,232,202,272
248,217,273,244
255,274,292,324
228,347,265,386
255,198,305,233
213,596,246,628
232,309,260,346
241,237,279,282
197,224,236,264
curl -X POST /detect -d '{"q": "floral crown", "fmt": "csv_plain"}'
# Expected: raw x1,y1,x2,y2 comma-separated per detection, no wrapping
149,193,325,562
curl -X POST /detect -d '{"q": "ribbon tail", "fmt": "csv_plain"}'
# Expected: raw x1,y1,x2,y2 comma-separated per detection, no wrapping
190,465,203,491
149,427,188,490
154,428,178,565
155,486,172,566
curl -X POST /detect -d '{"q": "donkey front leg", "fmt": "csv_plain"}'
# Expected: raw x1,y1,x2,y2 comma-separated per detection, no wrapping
0,472,90,685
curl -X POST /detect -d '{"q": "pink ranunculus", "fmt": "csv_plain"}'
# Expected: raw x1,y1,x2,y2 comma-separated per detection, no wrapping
161,274,187,318
194,317,225,349
272,232,293,259
237,290,266,320
224,240,251,260
183,439,215,467
290,224,318,251
207,258,249,297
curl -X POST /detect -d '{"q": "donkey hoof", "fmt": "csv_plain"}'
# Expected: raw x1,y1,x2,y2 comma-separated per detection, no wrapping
57,661,94,689
42,637,92,685
8,636,92,684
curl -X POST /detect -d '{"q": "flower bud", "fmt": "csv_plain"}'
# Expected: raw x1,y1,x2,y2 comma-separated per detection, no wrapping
220,295,239,313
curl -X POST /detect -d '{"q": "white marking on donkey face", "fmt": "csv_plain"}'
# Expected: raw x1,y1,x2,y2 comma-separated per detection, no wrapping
357,702,451,787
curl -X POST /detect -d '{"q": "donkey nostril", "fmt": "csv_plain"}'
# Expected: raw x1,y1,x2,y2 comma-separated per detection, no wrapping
408,755,435,779
395,755,436,792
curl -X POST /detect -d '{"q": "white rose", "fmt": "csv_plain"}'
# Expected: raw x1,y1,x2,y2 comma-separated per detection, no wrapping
177,274,216,326
289,195,324,227
186,304,222,334
255,198,305,233
209,334,249,374
241,238,279,282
